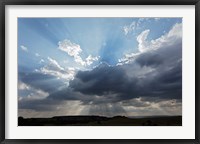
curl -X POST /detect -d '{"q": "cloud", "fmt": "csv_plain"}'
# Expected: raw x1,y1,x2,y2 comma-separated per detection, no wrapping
123,21,136,35
88,103,127,117
121,97,151,107
20,45,28,52
19,72,66,93
18,80,49,101
18,100,85,118
19,97,62,111
69,58,181,102
19,57,76,94
18,21,182,117
35,53,40,57
119,23,182,64
18,81,30,90
39,57,75,82
69,63,132,97
58,39,99,66
135,52,163,67
123,98,182,116
19,89,48,101
137,18,150,26
85,55,100,66
39,59,45,63
60,23,182,105
137,29,150,52
19,21,182,117
123,18,152,36
123,18,167,36
58,39,82,57
18,56,181,116
47,57,64,71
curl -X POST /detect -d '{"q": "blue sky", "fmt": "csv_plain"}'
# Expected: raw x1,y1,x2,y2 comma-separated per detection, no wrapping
18,18,182,118
18,18,181,70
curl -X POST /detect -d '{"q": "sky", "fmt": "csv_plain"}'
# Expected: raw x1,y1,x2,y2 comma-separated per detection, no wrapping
18,18,182,118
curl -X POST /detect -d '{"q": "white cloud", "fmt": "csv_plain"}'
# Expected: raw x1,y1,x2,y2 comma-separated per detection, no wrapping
74,55,86,66
167,23,182,38
119,23,182,65
35,53,40,57
58,39,99,66
58,39,82,57
123,18,161,36
18,81,30,90
123,18,150,36
18,81,49,101
137,29,150,52
25,89,49,100
20,45,28,52
118,53,140,65
40,67,75,82
39,59,45,63
85,55,100,66
47,57,64,71
39,57,75,83
123,21,136,35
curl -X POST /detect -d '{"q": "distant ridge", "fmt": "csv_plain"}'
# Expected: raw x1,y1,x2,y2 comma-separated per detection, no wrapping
18,115,182,126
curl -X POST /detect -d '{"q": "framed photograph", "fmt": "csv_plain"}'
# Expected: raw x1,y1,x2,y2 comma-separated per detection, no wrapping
0,0,199,143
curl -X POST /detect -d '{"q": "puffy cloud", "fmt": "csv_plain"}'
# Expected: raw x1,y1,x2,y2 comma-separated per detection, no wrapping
85,55,100,66
59,23,182,106
58,39,82,57
47,57,64,71
137,29,150,52
58,39,99,66
69,59,181,102
118,53,140,65
20,45,28,52
39,57,75,82
119,23,182,64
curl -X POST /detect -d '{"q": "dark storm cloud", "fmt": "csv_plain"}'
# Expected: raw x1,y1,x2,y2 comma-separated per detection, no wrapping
138,62,182,99
18,41,182,112
135,52,163,67
66,42,182,103
69,63,139,97
45,55,181,105
18,98,63,111
89,103,127,116
19,72,66,93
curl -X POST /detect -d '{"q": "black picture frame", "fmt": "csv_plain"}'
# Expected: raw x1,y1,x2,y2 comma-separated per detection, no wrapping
0,0,199,143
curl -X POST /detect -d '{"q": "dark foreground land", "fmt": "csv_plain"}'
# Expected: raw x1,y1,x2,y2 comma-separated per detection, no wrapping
18,115,182,126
